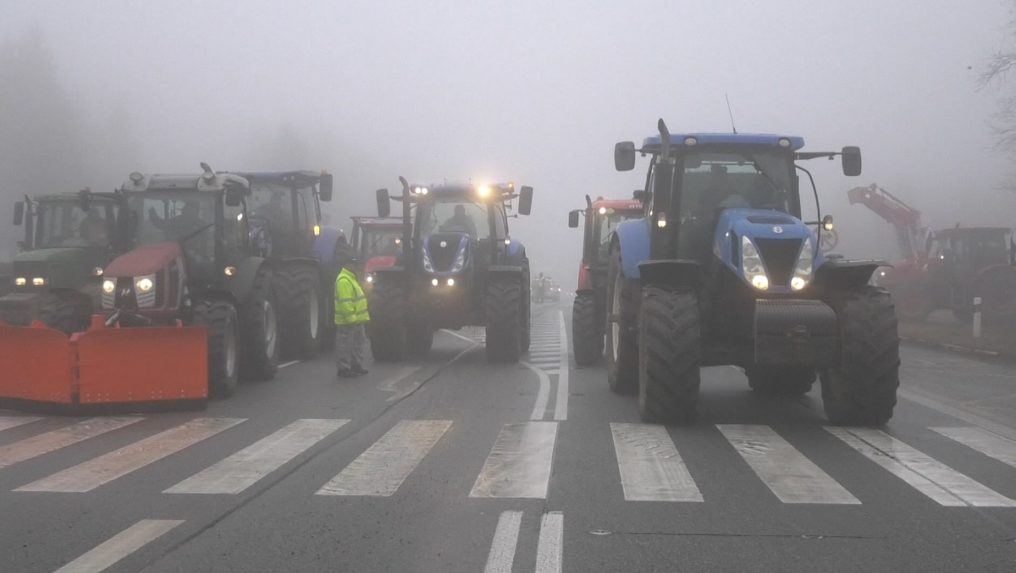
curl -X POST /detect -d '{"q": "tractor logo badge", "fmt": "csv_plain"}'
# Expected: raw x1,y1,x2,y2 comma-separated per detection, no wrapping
772,226,784,234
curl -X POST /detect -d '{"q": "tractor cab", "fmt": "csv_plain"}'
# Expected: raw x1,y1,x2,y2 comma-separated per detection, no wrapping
350,216,406,285
234,171,333,260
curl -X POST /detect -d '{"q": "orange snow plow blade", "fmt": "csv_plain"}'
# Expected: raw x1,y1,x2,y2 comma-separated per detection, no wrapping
0,316,207,408
0,321,76,404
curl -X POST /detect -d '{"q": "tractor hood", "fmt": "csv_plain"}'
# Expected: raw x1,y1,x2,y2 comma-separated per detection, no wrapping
11,247,107,290
364,255,397,274
105,242,183,278
713,208,818,293
421,233,470,276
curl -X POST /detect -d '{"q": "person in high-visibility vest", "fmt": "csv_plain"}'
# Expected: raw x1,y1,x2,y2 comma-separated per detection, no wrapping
334,251,371,378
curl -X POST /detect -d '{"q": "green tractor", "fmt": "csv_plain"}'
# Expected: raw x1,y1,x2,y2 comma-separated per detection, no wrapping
1,189,127,333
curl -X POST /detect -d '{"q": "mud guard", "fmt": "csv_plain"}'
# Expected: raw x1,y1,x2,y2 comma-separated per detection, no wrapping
814,259,887,290
228,257,269,303
638,260,701,289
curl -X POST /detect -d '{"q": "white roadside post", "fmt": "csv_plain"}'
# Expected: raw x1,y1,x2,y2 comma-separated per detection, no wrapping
972,296,982,339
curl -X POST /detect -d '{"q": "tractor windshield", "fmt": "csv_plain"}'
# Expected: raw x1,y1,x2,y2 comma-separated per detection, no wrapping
361,227,403,258
125,192,218,266
34,200,116,249
596,211,641,261
678,150,795,219
417,200,488,238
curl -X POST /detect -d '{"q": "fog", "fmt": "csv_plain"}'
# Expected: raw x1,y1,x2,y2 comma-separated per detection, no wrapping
3,0,1015,287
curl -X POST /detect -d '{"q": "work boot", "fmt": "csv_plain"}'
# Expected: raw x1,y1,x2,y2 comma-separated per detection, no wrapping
336,369,357,379
351,366,369,376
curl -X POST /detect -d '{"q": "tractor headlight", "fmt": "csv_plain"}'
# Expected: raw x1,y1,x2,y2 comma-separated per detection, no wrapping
422,248,435,273
791,239,814,291
32,277,46,286
449,242,469,272
91,266,104,277
102,279,116,294
365,274,374,283
741,236,768,290
14,277,26,287
135,275,155,293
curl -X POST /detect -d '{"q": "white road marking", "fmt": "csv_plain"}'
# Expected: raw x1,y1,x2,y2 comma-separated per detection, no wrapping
0,416,41,432
523,362,551,421
17,418,244,493
535,511,564,573
553,311,569,421
826,427,1016,507
0,417,143,470
717,424,859,504
165,419,348,494
316,419,452,496
483,510,522,573
609,423,703,502
931,426,1016,469
54,519,183,573
899,387,1016,441
277,360,300,369
379,366,424,402
471,422,558,498
441,329,480,345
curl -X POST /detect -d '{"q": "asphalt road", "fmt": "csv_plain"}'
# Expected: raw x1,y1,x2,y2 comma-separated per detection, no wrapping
2,301,1016,572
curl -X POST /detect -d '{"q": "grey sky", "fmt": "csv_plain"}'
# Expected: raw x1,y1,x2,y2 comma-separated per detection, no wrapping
3,0,1014,281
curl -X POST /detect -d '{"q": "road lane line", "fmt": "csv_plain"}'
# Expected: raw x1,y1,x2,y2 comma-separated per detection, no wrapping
899,388,1016,441
17,418,244,493
441,329,481,345
523,362,551,421
471,422,558,498
609,423,702,502
0,417,142,470
165,419,349,494
931,426,1016,469
54,519,183,573
483,510,522,573
277,360,300,369
316,419,452,496
553,310,569,421
826,427,1016,507
379,366,425,402
535,511,564,573
0,416,41,432
717,424,859,504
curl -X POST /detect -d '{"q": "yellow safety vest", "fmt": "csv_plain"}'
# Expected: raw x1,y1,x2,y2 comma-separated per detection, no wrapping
334,268,370,325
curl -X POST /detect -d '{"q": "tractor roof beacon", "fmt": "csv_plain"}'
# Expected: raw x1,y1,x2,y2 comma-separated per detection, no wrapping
608,120,899,426
370,178,534,362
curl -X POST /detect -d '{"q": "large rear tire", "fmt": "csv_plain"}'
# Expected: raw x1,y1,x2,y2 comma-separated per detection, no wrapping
368,281,406,361
605,247,638,394
746,366,815,396
572,291,602,366
276,264,322,359
239,268,280,381
821,286,899,426
638,286,701,425
192,299,239,398
485,279,522,363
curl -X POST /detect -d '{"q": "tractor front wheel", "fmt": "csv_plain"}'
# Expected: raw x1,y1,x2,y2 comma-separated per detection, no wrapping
368,281,406,361
605,247,638,394
572,291,602,366
638,286,701,425
485,279,523,363
276,264,323,359
406,323,434,357
192,299,240,398
238,269,280,381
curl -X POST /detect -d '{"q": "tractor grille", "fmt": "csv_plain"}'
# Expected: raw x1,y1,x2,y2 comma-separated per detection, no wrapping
747,214,796,225
425,234,463,272
755,238,802,286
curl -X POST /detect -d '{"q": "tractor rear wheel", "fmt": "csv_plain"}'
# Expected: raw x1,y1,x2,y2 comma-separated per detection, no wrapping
638,286,701,425
406,323,434,357
821,286,899,426
485,279,523,363
746,366,815,396
521,264,531,353
368,281,406,361
193,299,239,398
605,247,638,394
572,291,602,366
239,269,280,381
276,264,322,359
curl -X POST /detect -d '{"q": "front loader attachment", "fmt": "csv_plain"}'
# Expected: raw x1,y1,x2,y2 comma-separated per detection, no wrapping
0,316,208,410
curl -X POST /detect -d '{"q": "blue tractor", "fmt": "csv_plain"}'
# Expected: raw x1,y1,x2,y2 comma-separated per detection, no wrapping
372,178,534,362
608,120,900,425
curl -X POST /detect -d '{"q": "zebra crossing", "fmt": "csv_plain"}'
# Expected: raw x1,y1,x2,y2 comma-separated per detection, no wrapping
2,415,1016,507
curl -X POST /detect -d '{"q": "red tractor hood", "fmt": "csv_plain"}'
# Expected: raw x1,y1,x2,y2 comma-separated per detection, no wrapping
364,255,397,273
105,242,182,277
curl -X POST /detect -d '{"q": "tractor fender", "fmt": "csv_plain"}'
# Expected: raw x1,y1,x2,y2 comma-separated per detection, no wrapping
576,264,592,292
638,260,701,289
612,218,651,280
228,257,270,303
814,259,888,289
506,239,526,261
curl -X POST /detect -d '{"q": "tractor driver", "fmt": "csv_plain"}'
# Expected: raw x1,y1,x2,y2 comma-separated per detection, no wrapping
440,204,479,236
149,201,206,240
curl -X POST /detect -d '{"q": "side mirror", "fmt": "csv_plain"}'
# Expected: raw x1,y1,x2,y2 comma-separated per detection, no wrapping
841,146,862,176
614,141,636,171
225,186,244,207
568,210,580,228
376,188,391,218
13,201,24,226
318,173,333,202
518,186,533,216
632,190,647,202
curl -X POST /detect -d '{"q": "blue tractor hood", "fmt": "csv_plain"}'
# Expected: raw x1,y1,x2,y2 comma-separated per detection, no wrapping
713,209,820,292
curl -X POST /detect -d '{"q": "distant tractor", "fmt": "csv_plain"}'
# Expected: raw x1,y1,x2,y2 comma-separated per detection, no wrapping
349,216,406,289
371,179,534,362
609,121,899,425
237,171,335,358
1,190,127,333
567,195,643,365
849,184,1016,323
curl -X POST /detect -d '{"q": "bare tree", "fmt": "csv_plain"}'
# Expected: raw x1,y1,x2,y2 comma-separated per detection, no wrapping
981,1,1016,157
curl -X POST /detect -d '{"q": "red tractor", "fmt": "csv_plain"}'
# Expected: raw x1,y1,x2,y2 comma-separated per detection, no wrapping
349,217,406,290
567,194,643,365
849,184,1016,323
